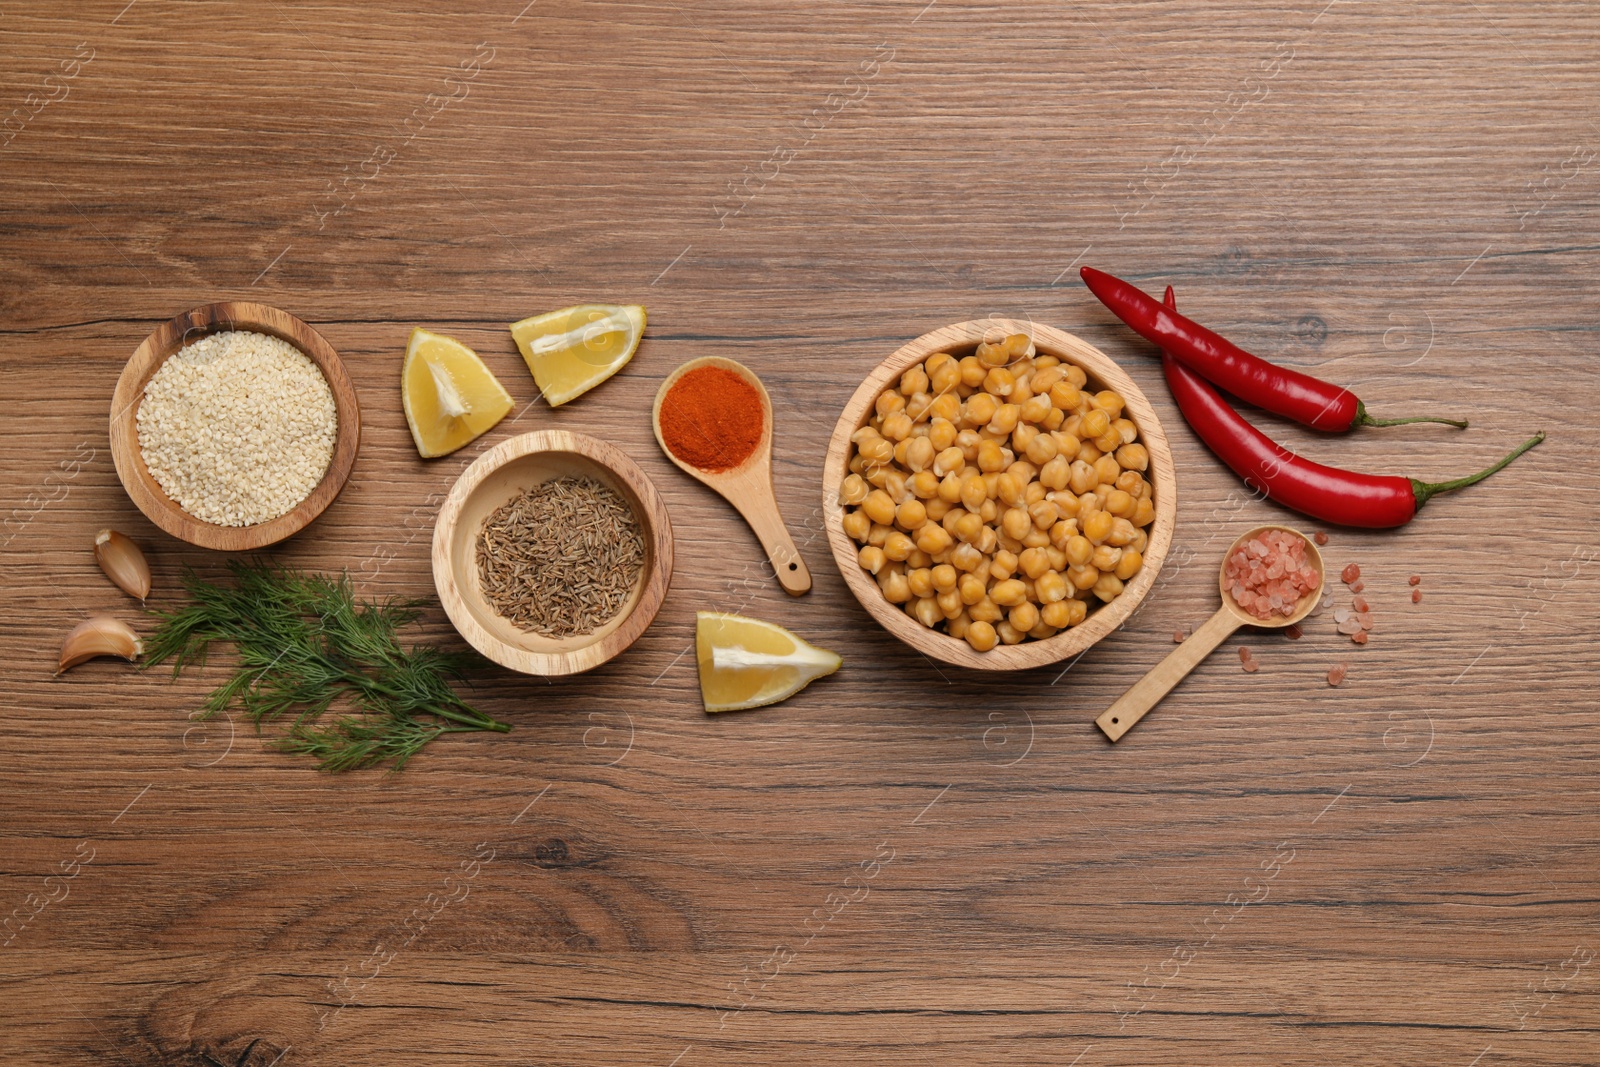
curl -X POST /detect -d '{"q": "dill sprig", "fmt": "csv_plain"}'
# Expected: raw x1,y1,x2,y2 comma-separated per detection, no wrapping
143,560,510,772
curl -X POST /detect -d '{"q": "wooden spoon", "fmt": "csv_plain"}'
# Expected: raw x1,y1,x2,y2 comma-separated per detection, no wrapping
1096,525,1325,742
652,356,812,596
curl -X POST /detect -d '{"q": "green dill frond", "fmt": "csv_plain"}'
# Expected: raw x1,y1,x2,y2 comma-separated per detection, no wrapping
143,560,510,772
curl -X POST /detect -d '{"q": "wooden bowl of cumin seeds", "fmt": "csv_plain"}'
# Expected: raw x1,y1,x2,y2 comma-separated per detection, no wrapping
433,430,674,676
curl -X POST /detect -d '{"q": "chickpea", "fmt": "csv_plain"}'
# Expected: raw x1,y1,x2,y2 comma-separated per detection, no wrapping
894,499,927,530
964,392,999,428
947,611,972,640
924,498,952,523
1093,390,1125,418
977,441,1007,472
902,436,934,473
915,523,953,555
1115,548,1143,580
929,392,961,424
996,620,1026,646
937,588,964,619
986,404,1021,436
978,499,999,523
951,542,985,572
958,355,987,388
928,358,960,396
1042,407,1065,430
1038,455,1070,491
1024,431,1057,466
977,341,1008,367
876,391,906,419
905,393,933,421
858,544,886,574
900,365,929,396
907,548,933,569
953,511,985,544
1019,546,1052,580
1076,441,1102,465
1019,393,1054,425
1104,489,1135,518
883,412,915,442
990,549,1019,580
1091,544,1122,571
1023,481,1046,506
976,525,998,554
1133,497,1156,527
868,523,892,547
1001,507,1032,541
965,620,999,652
1068,563,1099,590
1064,533,1095,567
990,578,1028,607
1083,510,1115,544
842,509,871,543
1011,422,1039,452
1039,601,1073,629
1031,366,1065,394
1009,601,1040,633
983,367,1016,397
969,598,1003,623
1021,527,1051,549
936,472,964,503
931,563,959,591
1092,571,1125,602
934,446,966,478
1080,409,1111,439
1130,527,1149,553
910,469,940,499
860,435,894,464
1113,418,1139,446
960,472,991,511
1094,427,1123,453
1106,517,1138,547
883,531,915,561
1046,545,1068,571
1048,520,1077,551
1092,455,1119,487
862,489,896,526
907,567,935,598
1028,500,1060,530
1068,460,1100,495
958,573,987,605
955,429,982,461
1050,491,1081,519
1050,381,1082,411
912,596,943,628
1035,570,1069,603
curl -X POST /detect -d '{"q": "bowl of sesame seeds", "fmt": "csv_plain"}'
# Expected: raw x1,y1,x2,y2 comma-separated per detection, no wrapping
432,430,674,676
109,302,360,551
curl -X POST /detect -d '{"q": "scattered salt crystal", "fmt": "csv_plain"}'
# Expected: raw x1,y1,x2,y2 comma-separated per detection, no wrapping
1408,575,1421,586
1242,660,1259,673
1285,623,1303,640
1356,611,1374,630
1351,595,1370,613
1337,617,1363,635
1352,631,1368,645
1174,630,1186,643
1412,588,1422,603
1341,563,1361,584
1350,579,1365,594
1239,646,1253,663
1334,609,1353,623
1313,531,1329,545
1327,663,1348,686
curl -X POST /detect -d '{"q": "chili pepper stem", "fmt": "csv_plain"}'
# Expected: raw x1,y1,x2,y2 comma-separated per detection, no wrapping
1411,431,1545,509
1355,401,1469,429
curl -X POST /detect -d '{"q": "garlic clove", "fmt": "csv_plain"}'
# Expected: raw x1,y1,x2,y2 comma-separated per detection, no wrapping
57,616,144,675
94,528,151,602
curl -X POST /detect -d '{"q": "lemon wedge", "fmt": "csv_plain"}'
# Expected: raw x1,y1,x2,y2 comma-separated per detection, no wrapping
401,328,514,458
695,611,842,713
509,304,644,407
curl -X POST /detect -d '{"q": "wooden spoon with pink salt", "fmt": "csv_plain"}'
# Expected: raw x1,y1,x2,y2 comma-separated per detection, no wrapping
1096,525,1325,742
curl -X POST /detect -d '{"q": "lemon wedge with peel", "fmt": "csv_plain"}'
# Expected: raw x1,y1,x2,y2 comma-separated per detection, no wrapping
695,611,842,713
401,328,514,458
509,304,645,407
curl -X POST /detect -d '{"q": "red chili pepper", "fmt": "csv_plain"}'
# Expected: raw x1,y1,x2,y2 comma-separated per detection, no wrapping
1158,287,1543,528
1083,266,1467,432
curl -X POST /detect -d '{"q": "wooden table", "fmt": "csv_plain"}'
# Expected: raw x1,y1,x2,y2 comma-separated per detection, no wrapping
4,2,1597,1063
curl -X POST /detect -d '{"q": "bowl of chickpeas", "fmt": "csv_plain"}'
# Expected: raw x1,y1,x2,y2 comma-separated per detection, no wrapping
822,319,1176,670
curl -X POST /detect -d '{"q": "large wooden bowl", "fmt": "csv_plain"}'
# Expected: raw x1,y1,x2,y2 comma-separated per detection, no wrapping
432,430,674,677
823,319,1177,671
109,302,361,551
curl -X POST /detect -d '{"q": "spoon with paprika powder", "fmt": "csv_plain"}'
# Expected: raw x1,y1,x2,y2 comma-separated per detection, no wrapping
652,357,812,595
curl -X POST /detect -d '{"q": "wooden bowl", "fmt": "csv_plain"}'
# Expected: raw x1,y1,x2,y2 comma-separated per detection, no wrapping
109,301,360,551
432,430,674,677
823,319,1178,671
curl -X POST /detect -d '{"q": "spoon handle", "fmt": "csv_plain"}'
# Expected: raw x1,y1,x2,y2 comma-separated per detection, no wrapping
725,471,813,596
1096,607,1241,742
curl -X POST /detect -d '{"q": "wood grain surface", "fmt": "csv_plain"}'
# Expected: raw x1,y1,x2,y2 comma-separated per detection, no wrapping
3,2,1597,1064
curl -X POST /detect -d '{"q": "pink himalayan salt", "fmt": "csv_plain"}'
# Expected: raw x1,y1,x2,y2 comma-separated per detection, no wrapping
1224,530,1320,620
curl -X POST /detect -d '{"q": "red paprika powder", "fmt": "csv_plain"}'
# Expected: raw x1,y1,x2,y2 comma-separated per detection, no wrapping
658,366,764,472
